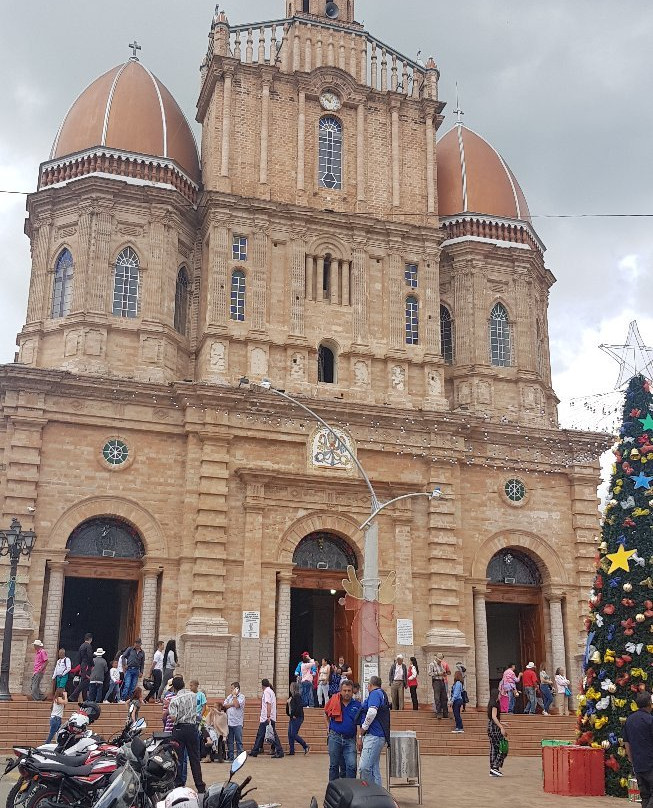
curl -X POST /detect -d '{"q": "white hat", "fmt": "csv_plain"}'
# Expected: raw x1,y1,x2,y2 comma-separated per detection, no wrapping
526,661,536,669
94,648,106,656
33,639,44,647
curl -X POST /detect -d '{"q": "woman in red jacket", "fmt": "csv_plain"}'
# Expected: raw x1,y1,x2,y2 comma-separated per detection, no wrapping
407,657,419,710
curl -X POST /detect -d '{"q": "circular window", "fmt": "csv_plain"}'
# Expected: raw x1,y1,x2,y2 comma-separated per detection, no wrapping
102,439,129,466
504,478,526,503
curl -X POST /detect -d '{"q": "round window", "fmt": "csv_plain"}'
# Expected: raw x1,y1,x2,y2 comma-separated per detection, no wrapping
102,439,129,466
504,478,526,503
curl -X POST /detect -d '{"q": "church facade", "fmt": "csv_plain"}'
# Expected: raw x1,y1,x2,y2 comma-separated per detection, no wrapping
0,0,606,704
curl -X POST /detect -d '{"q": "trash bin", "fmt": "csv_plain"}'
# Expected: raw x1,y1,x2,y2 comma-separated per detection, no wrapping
386,731,422,805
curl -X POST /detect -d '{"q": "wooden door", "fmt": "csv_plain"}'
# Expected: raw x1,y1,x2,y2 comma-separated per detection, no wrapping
333,594,357,677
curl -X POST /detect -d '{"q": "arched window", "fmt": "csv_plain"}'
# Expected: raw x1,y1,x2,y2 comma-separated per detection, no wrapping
318,116,343,190
440,304,453,362
174,267,190,335
405,295,419,345
66,517,144,559
293,531,358,571
489,302,511,366
230,269,245,321
52,249,74,318
112,247,140,318
318,343,335,383
487,549,542,587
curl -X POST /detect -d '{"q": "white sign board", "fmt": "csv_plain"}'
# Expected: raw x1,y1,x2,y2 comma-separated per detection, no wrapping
396,618,414,646
241,611,260,639
362,659,379,700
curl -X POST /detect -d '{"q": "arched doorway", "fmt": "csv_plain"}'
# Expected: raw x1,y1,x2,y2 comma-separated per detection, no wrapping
289,532,358,684
485,548,545,711
59,518,145,664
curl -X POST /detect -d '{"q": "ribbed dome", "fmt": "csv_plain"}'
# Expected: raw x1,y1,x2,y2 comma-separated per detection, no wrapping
437,124,530,222
50,58,200,185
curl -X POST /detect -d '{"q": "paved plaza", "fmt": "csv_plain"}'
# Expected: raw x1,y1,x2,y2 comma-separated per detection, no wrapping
0,755,622,808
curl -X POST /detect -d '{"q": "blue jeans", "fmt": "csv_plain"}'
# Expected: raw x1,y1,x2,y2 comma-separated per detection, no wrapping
359,734,385,787
121,669,139,700
524,686,537,714
227,725,243,760
301,681,312,707
88,682,103,703
104,680,120,702
251,720,283,757
508,690,515,713
327,732,357,780
288,717,308,754
452,698,463,730
46,716,61,744
541,684,554,713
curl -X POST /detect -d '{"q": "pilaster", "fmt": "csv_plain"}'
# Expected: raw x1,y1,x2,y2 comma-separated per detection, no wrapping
290,237,307,336
139,565,162,659
274,570,293,692
42,561,67,667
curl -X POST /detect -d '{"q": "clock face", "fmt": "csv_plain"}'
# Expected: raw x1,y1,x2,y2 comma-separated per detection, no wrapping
320,92,341,112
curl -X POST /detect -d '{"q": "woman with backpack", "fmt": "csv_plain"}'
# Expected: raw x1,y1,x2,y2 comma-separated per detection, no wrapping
450,671,465,733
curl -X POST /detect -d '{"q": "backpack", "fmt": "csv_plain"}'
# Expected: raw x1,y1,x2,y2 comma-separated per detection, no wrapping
461,689,469,705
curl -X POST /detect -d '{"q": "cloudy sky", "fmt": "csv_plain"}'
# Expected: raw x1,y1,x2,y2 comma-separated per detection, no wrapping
1,0,652,436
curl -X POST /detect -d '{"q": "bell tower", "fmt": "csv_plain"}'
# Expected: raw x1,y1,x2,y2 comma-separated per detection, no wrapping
286,0,355,23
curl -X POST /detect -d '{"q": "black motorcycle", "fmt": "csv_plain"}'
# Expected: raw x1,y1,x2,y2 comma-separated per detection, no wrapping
203,752,280,808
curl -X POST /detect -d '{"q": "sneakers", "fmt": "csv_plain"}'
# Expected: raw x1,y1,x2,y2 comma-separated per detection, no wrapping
542,711,550,716
452,729,464,733
490,769,501,777
304,745,310,755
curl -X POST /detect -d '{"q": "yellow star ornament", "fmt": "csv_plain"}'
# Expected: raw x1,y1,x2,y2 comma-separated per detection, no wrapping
606,545,637,573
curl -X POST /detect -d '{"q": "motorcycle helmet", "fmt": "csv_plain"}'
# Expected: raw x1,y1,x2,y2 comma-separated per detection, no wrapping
78,701,102,723
160,787,200,808
146,751,177,780
67,712,91,731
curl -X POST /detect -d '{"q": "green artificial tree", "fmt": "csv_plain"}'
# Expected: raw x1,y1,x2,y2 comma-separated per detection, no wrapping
578,374,653,796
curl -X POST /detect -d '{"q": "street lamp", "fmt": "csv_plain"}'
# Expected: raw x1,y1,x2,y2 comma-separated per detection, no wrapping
0,518,36,701
241,377,441,681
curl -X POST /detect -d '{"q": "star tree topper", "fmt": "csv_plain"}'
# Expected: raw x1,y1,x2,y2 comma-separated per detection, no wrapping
606,545,636,574
600,320,653,388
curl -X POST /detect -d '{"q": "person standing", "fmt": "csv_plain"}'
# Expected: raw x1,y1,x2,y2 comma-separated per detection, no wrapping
522,662,539,714
338,657,353,681
190,680,207,721
128,687,143,723
555,667,572,715
51,648,71,696
499,663,519,714
121,639,145,702
250,679,284,758
427,653,450,719
145,641,164,703
298,652,316,708
324,679,359,780
88,648,108,703
624,691,653,807
539,666,554,716
223,682,245,761
45,688,67,744
389,654,407,710
450,671,465,733
104,659,121,703
71,634,93,701
407,657,419,711
358,676,390,787
317,658,331,708
488,688,508,777
168,676,206,793
286,682,309,755
31,640,48,701
158,640,178,699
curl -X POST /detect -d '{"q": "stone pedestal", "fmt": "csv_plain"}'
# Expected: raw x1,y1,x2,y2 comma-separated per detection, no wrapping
180,617,232,698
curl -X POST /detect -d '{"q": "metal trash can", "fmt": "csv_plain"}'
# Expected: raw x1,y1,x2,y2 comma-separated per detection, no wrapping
386,730,422,805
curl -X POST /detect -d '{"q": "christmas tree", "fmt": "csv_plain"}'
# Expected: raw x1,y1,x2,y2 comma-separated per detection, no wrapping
578,374,653,796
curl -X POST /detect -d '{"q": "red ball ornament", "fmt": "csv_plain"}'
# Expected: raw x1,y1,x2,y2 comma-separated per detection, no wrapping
631,409,642,418
605,756,620,772
604,604,616,615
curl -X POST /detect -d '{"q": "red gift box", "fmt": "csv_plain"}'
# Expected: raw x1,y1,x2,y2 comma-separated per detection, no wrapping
543,745,605,796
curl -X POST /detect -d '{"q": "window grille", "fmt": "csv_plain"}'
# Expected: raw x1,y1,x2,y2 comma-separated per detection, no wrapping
230,269,245,321
174,267,190,335
232,235,247,262
318,116,343,190
440,305,454,362
487,549,541,586
112,247,140,318
66,517,144,559
489,303,511,366
405,295,419,345
405,263,418,288
52,249,74,318
293,531,358,570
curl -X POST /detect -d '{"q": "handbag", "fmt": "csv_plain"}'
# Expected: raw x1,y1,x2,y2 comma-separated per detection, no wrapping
499,737,509,756
564,687,572,697
264,722,275,743
142,677,155,691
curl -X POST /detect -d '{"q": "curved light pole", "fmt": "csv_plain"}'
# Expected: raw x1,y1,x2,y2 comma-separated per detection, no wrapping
240,377,440,680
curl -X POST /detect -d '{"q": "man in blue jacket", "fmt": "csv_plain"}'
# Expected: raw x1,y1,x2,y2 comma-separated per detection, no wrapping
357,676,390,786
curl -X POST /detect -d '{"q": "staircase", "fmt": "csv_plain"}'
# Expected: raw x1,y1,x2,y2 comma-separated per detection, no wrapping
0,702,577,757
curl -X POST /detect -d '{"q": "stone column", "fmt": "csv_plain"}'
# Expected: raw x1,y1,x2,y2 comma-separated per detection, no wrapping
331,261,340,305
389,254,403,348
290,237,307,336
42,562,67,665
473,586,490,707
305,254,314,301
317,256,326,302
352,246,368,345
221,70,233,178
274,571,293,692
342,261,350,307
139,567,161,659
548,595,568,713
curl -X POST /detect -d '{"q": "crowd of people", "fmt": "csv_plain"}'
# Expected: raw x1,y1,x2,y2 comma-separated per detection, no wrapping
498,661,572,716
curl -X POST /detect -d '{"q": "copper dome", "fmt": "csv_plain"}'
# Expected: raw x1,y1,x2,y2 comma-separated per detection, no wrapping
437,123,530,222
50,58,200,186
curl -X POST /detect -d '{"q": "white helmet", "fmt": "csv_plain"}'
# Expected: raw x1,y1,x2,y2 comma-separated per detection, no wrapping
159,787,200,808
67,713,90,731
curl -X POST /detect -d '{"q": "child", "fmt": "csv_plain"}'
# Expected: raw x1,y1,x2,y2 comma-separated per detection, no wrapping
46,688,67,744
128,686,143,724
51,649,71,696
104,660,121,703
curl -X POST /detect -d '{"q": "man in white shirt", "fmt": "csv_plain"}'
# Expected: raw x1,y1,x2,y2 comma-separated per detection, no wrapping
145,641,164,703
223,681,246,761
389,654,407,710
249,678,284,758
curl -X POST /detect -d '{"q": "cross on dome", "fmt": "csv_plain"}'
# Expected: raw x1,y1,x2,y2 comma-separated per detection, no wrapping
454,82,464,123
129,40,141,60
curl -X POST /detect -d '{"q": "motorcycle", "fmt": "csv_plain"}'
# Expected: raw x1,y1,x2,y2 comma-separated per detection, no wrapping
203,752,280,808
309,779,399,808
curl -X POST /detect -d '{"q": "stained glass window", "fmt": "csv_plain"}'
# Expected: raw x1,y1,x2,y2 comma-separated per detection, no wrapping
440,305,453,362
489,303,511,366
174,267,189,335
319,116,343,190
113,247,140,318
405,263,418,288
487,549,541,586
230,269,245,321
52,249,74,318
406,296,419,345
232,235,247,262
293,532,358,570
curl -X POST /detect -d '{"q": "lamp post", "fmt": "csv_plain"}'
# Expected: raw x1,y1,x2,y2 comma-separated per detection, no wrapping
240,377,440,683
0,518,36,701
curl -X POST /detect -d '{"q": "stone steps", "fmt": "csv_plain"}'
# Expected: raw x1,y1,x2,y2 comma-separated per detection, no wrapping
0,702,577,757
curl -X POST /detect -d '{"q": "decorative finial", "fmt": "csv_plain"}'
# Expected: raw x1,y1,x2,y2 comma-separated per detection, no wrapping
129,40,142,60
425,56,437,70
454,82,464,124
600,321,653,388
